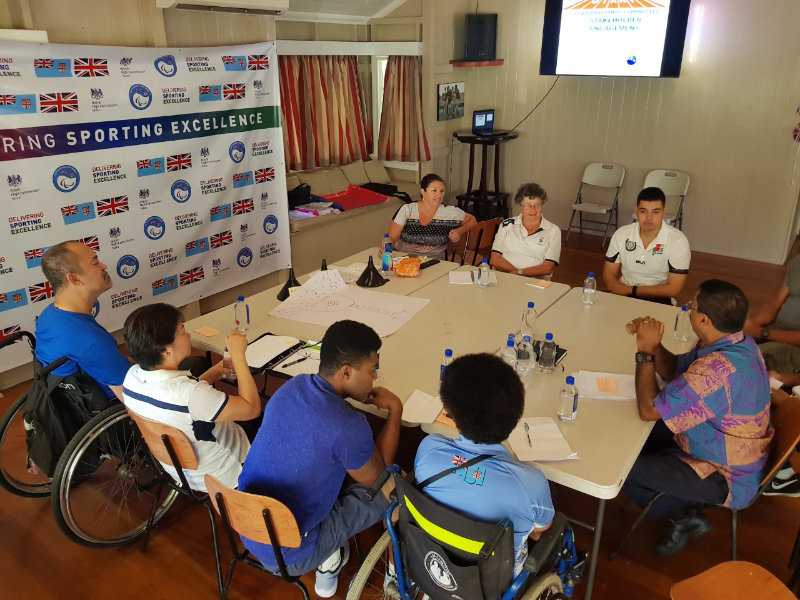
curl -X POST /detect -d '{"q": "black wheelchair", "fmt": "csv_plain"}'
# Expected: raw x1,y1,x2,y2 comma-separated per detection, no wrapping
0,331,178,547
347,466,576,600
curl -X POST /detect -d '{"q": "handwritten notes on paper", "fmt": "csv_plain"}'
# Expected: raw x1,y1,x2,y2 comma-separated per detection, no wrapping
403,389,443,424
269,270,430,337
596,377,619,395
509,417,578,462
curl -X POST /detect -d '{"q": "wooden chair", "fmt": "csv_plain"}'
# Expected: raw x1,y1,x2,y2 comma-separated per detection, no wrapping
610,392,800,561
128,411,223,596
670,561,795,600
204,474,310,600
445,217,502,266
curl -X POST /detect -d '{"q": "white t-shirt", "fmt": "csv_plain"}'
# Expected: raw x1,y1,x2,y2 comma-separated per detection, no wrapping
491,215,562,275
122,365,250,492
392,202,466,256
605,222,691,286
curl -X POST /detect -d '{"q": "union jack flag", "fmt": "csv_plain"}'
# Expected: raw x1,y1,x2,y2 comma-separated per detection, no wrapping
96,195,129,217
34,58,53,69
255,167,275,183
61,205,78,216
179,267,205,286
74,58,109,77
210,206,221,216
452,455,467,467
39,92,78,113
210,230,233,248
186,240,199,250
221,56,235,64
199,85,211,95
166,153,192,171
24,248,45,261
136,159,151,169
0,294,6,303
0,95,16,105
233,199,254,215
233,173,244,183
79,235,100,251
223,83,245,100
247,55,270,70
28,281,54,303
152,279,165,290
0,324,21,342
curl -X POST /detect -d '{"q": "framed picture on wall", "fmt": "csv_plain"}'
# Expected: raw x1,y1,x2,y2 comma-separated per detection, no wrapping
437,82,465,121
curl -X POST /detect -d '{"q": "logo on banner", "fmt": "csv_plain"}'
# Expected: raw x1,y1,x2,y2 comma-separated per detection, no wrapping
119,56,145,79
223,83,246,100
179,266,205,287
61,203,95,225
171,179,192,203
111,288,142,309
252,141,272,156
24,247,47,269
166,153,192,171
260,191,273,209
260,242,279,259
108,226,134,251
149,248,177,268
229,141,245,163
233,198,254,215
9,211,52,236
89,87,119,112
7,174,40,201
91,300,100,318
92,163,126,184
116,255,139,279
7,174,21,188
199,146,221,168
52,164,81,194
0,56,21,78
185,237,209,257
34,58,72,77
162,86,188,104
80,235,100,251
144,216,166,240
110,227,121,239
185,56,215,72
97,195,129,217
129,84,152,110
154,55,177,77
175,212,202,230
40,92,78,113
237,248,253,268
233,171,253,188
210,204,232,222
200,178,226,195
28,281,54,303
198,84,221,102
212,257,229,277
0,93,36,115
221,55,246,71
152,274,179,296
0,288,28,312
255,167,275,183
0,256,13,276
263,215,278,234
74,58,109,77
210,230,233,248
248,55,270,70
137,157,165,177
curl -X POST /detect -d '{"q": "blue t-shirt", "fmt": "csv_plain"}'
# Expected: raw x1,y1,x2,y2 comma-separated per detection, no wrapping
34,304,131,398
414,434,555,571
238,374,375,567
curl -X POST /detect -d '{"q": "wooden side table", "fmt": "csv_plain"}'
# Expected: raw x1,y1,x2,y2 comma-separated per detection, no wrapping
453,130,518,219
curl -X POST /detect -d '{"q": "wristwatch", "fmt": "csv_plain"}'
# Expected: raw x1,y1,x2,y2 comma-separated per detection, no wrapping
517,269,524,276
760,327,771,343
635,351,655,364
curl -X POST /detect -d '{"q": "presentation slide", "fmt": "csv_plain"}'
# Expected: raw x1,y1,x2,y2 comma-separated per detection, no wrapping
555,0,672,77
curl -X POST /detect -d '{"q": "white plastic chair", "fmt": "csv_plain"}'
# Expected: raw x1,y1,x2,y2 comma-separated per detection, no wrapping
642,169,690,230
565,162,626,246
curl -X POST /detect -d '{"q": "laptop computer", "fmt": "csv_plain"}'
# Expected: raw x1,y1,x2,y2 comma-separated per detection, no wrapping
472,109,495,135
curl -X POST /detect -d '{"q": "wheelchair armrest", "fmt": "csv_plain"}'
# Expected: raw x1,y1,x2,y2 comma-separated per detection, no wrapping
365,465,401,502
523,512,567,574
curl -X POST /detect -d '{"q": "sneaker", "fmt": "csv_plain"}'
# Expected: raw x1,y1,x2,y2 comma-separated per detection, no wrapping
763,473,800,497
315,544,350,598
654,510,711,558
776,466,796,480
383,568,400,599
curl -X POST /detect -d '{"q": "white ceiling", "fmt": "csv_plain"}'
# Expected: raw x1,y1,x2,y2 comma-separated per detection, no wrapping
280,0,408,23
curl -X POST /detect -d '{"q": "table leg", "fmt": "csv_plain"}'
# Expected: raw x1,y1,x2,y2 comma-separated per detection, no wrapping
466,143,476,195
585,498,605,600
479,143,489,199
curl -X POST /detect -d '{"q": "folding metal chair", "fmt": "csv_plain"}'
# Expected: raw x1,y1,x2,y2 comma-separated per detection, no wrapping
565,162,626,246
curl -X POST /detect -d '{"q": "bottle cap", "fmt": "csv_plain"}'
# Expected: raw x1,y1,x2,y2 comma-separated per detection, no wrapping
588,272,595,278
384,233,389,238
237,295,244,302
523,335,532,342
507,340,515,347
508,333,515,339
681,305,688,311
444,349,453,357
527,301,534,308
566,376,575,385
481,258,488,264
545,333,553,341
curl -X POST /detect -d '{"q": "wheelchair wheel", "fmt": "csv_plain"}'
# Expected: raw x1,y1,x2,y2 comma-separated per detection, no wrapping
347,531,424,599
50,403,178,547
521,572,563,600
0,392,52,497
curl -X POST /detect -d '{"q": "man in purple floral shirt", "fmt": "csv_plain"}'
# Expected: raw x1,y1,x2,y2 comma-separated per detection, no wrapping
623,279,773,557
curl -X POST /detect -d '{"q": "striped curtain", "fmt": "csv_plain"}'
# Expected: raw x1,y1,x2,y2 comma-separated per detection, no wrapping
377,56,431,162
279,55,372,171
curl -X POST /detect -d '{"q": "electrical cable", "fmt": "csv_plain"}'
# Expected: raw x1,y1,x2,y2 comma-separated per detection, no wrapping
508,75,560,133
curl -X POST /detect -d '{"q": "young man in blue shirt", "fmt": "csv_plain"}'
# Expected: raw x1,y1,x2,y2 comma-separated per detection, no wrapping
414,353,555,575
238,320,403,598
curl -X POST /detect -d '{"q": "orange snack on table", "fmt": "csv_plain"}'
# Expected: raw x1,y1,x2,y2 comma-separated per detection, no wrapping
395,257,421,277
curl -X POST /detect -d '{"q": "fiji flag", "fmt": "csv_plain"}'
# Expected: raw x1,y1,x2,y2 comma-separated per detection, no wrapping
136,157,165,177
233,171,253,189
152,274,179,296
0,288,28,313
34,58,72,77
185,237,209,258
0,94,37,115
61,202,96,225
210,203,232,222
198,85,221,102
221,55,247,71
24,247,48,269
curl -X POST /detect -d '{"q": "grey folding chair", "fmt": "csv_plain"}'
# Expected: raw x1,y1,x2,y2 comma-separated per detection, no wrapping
642,169,690,230
566,162,626,246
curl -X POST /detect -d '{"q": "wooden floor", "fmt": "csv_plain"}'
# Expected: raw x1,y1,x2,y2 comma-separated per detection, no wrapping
0,232,797,600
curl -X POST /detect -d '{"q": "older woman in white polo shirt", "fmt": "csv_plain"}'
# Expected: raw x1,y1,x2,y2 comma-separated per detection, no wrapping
490,183,561,279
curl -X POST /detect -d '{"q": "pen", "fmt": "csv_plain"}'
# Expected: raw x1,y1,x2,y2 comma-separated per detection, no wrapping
282,355,309,368
524,421,532,447
525,283,545,289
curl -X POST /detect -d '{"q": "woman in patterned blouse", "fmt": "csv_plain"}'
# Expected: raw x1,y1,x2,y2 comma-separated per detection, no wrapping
387,173,477,258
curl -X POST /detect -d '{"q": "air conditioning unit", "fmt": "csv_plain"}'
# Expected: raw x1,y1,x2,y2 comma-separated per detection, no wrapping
155,0,289,16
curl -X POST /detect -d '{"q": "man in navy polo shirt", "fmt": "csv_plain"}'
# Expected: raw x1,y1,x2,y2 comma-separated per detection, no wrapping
414,353,554,575
238,320,403,598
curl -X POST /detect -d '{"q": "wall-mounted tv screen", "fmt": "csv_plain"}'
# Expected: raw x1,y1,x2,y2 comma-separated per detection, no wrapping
540,0,691,78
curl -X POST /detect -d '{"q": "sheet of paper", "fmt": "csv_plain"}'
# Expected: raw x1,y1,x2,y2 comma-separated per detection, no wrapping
245,334,302,369
271,342,321,376
574,371,636,400
509,417,578,462
193,325,220,337
434,410,456,428
527,278,553,289
769,377,783,390
449,270,474,285
402,389,443,424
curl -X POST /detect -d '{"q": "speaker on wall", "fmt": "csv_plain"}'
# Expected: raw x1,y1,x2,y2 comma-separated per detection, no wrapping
465,14,497,62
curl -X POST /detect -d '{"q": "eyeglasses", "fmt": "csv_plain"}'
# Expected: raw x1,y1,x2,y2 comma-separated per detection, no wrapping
520,202,543,210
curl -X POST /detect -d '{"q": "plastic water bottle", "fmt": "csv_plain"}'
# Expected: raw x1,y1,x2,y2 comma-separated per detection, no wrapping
558,376,579,422
520,301,537,339
233,295,249,332
516,335,536,376
538,333,557,374
477,259,490,287
674,305,691,342
441,348,454,380
222,350,236,382
381,234,393,273
582,272,597,305
502,339,517,369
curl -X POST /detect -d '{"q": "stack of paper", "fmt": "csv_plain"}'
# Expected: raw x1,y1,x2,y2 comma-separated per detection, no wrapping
508,417,578,462
402,389,443,424
245,335,302,369
573,371,636,400
448,271,474,285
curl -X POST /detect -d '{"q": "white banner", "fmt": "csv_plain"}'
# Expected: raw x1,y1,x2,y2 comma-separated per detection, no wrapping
0,41,290,372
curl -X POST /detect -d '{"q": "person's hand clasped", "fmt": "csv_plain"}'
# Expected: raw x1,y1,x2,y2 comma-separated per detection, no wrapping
225,330,248,357
629,317,664,354
364,386,403,413
448,229,462,243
